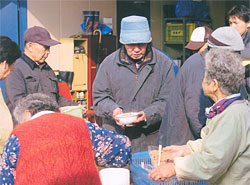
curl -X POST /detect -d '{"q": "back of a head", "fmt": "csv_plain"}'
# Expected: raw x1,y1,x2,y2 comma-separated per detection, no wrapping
204,48,245,95
119,15,152,44
207,26,244,51
13,93,59,124
227,4,250,23
0,36,21,65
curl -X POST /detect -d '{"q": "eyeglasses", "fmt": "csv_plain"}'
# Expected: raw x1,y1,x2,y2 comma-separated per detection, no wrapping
44,45,50,51
125,43,147,50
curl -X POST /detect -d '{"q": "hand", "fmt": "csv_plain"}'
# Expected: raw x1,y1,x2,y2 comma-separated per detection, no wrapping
148,163,176,182
163,145,191,160
133,111,146,123
113,108,125,128
124,111,146,128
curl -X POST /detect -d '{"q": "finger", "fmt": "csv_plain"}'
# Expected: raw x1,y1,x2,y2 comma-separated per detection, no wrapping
148,169,158,179
125,123,135,127
163,146,175,152
59,107,63,113
159,177,166,182
152,174,162,181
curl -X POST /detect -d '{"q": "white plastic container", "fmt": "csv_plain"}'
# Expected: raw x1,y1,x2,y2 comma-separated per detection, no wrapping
60,105,83,118
99,168,130,185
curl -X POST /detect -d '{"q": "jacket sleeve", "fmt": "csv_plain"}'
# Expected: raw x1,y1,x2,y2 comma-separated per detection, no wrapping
181,57,212,139
92,61,120,118
174,113,243,182
143,61,176,127
0,135,20,185
86,121,131,167
57,94,78,107
241,38,250,58
4,65,28,113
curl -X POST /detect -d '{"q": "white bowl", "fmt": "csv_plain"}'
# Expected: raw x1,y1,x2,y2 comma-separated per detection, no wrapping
116,112,138,125
99,168,130,185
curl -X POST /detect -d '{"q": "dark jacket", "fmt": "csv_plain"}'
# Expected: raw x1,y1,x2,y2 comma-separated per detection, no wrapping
241,64,250,101
158,50,214,146
93,47,176,153
4,54,76,125
240,28,250,101
241,28,250,59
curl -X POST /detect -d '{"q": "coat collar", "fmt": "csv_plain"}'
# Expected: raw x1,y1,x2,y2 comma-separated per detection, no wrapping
118,45,155,66
22,53,49,70
242,27,250,45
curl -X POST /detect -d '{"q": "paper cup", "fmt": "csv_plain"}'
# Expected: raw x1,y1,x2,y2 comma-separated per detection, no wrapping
99,168,130,185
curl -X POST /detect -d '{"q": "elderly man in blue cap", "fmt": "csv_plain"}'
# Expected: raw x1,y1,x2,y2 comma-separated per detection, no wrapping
93,15,177,153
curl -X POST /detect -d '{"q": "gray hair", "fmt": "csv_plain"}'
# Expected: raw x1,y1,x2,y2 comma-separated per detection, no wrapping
204,48,245,95
14,93,60,124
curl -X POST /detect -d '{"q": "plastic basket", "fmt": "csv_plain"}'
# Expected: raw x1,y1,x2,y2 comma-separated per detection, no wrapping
165,23,197,43
130,151,208,185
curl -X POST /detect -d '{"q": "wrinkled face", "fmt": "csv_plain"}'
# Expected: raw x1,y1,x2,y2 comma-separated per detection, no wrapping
124,44,147,60
202,75,214,98
26,42,50,63
229,16,250,35
0,61,15,80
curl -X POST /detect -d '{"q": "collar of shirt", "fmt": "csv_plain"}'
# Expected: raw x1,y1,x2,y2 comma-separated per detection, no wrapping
242,28,250,45
22,54,48,70
30,111,56,120
126,55,144,69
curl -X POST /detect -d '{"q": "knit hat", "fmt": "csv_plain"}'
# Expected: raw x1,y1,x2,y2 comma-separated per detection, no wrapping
207,26,244,51
119,15,152,44
24,26,61,46
185,26,213,50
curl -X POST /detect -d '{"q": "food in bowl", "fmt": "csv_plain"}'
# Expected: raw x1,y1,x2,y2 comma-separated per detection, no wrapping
116,112,139,125
149,150,172,167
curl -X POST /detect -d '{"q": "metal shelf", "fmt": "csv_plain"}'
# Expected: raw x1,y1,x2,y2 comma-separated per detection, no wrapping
163,17,212,64
164,41,187,45
164,17,211,22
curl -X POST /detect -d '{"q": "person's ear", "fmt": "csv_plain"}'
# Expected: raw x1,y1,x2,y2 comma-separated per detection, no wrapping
25,42,33,52
212,79,219,92
24,110,32,121
247,21,250,28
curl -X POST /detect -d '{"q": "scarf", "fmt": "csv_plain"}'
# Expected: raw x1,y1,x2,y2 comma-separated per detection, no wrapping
205,93,241,119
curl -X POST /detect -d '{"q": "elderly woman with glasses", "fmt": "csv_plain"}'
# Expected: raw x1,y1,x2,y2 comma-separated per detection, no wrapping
149,48,250,185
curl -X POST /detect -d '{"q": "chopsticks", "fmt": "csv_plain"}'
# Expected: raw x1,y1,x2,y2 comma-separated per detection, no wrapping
158,144,162,166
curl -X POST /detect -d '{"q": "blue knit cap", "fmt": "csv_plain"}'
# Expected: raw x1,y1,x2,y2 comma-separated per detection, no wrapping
119,15,152,44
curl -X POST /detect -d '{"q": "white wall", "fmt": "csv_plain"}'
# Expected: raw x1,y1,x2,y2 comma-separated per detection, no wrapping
27,0,116,71
150,0,164,50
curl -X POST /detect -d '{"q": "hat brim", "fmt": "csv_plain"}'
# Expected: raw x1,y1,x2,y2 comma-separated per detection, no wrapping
241,60,250,67
185,41,205,50
37,39,61,46
119,31,152,44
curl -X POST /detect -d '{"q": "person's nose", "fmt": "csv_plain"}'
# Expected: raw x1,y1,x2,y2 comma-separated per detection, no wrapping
230,23,236,28
133,45,141,52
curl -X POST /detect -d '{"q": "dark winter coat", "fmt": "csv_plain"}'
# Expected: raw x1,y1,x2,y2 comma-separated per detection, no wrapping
158,50,213,146
93,47,176,153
